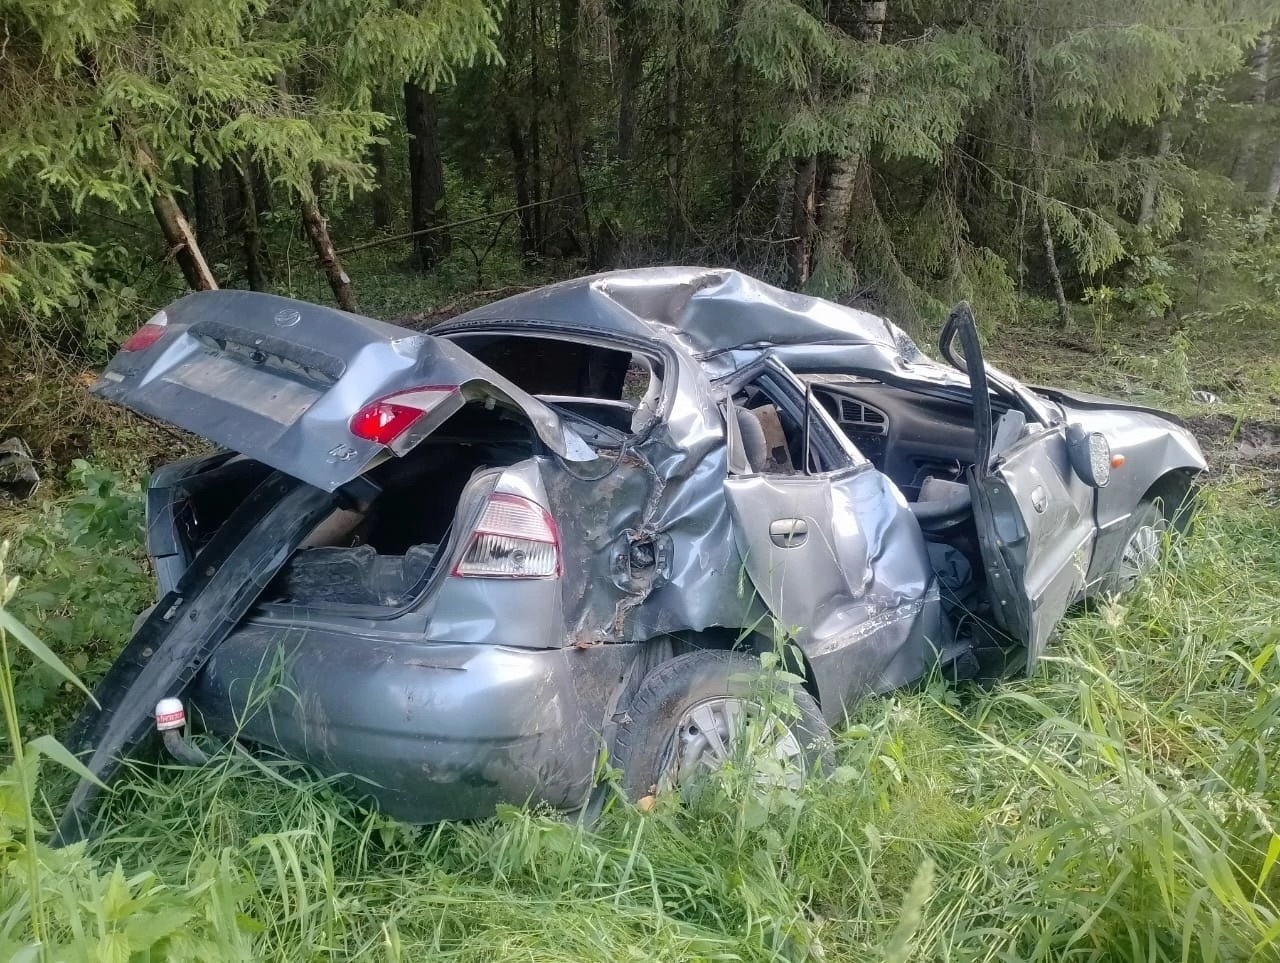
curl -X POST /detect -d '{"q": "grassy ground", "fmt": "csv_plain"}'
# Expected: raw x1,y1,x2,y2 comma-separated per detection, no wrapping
1,289,1278,961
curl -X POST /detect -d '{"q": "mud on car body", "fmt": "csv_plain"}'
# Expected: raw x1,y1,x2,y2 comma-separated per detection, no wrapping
55,268,1207,842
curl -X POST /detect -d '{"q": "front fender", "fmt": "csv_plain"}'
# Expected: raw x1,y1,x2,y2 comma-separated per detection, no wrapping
1061,403,1206,583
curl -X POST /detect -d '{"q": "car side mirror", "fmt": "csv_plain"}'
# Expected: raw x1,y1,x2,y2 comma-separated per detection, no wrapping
1067,423,1112,487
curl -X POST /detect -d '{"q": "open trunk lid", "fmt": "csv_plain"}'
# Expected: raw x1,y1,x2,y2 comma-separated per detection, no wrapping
94,291,594,491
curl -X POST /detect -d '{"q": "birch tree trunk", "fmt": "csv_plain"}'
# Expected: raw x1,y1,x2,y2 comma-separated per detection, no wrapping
301,177,358,313
787,156,818,288
816,1,887,243
135,143,217,291
1040,205,1070,329
1232,32,1271,187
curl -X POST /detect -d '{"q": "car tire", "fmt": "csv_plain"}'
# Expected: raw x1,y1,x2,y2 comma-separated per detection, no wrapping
1101,498,1168,596
612,650,832,803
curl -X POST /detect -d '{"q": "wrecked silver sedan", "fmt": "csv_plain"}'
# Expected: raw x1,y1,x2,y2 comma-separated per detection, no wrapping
57,268,1206,841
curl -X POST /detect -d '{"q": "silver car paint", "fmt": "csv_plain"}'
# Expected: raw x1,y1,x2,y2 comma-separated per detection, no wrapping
66,268,1207,830
725,464,944,724
92,290,595,492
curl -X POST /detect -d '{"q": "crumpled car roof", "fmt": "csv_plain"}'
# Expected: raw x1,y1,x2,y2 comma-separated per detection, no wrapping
449,267,925,365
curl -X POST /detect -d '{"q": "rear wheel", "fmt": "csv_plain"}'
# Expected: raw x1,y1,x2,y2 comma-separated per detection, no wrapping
612,650,831,803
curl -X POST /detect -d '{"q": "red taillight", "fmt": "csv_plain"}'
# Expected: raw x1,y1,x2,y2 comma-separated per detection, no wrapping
350,402,422,445
120,310,169,352
349,386,457,447
454,492,561,579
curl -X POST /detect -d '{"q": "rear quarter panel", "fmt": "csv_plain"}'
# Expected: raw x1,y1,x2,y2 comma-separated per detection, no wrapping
192,624,638,821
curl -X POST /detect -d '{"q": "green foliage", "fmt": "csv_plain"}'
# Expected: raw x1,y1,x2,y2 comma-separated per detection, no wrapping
1174,209,1280,329
6,462,148,731
6,0,1278,339
0,479,1272,960
0,553,257,960
732,0,832,90
0,0,501,325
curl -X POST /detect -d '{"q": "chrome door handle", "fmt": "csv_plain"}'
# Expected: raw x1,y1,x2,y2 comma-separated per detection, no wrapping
1030,485,1048,514
769,518,808,548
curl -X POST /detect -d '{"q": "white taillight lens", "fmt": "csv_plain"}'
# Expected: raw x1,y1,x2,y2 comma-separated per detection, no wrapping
454,493,560,579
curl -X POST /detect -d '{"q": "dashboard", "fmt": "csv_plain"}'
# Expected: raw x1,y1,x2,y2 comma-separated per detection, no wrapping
823,393,889,466
812,382,979,499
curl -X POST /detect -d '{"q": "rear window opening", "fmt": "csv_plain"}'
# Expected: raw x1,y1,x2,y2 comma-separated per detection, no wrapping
445,332,663,434
264,401,538,608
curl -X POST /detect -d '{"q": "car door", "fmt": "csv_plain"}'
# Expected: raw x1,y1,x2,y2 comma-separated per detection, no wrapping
721,364,941,717
945,304,1096,669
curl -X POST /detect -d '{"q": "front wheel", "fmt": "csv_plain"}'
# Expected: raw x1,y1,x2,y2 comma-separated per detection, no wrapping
612,650,832,803
1102,499,1168,595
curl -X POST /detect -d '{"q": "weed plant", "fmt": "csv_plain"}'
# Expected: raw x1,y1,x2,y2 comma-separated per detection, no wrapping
0,470,1276,960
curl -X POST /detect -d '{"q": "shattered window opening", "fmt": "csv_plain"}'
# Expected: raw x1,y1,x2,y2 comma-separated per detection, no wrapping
443,332,664,435
729,374,855,477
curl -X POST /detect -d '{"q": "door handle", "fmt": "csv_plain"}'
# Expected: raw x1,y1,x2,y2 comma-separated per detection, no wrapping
769,518,808,548
1030,485,1048,514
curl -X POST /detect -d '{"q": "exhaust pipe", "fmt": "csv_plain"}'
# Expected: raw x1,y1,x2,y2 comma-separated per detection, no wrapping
155,698,210,767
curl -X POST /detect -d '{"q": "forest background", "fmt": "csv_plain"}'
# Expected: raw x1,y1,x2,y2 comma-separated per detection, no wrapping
2,2,1280,960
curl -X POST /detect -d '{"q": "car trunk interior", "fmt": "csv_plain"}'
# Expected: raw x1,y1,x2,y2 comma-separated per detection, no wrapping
173,402,539,609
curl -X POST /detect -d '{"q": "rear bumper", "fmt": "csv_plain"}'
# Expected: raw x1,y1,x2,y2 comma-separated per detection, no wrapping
190,625,634,822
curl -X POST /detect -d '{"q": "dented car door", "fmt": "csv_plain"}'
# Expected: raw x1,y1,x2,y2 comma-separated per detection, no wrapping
947,305,1097,668
971,429,1096,667
721,364,942,717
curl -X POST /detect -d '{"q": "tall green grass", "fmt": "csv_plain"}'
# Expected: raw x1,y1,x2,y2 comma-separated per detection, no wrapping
2,478,1277,960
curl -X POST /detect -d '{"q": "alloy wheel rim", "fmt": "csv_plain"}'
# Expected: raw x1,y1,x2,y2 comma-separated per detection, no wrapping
656,696,805,795
1120,522,1162,579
